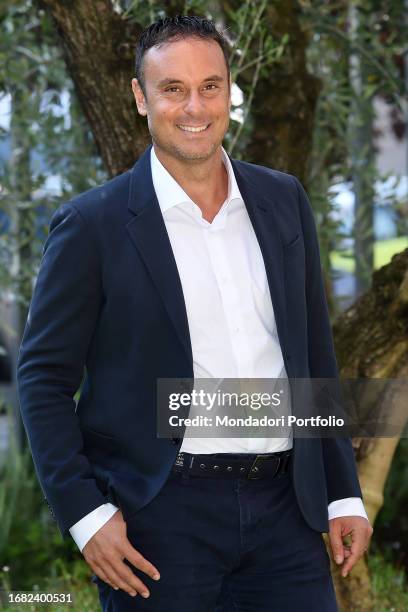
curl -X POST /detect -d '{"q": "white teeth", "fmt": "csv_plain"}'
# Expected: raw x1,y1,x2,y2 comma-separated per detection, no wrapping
178,124,208,132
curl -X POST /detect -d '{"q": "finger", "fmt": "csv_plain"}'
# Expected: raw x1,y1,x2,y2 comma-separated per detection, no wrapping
124,541,161,581
98,560,141,597
341,553,358,577
92,563,120,591
110,559,151,598
341,537,365,577
329,522,345,565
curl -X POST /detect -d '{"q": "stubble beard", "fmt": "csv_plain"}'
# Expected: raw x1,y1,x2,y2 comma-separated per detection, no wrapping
149,120,229,163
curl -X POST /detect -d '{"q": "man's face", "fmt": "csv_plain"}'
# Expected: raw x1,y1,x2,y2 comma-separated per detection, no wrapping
132,37,231,162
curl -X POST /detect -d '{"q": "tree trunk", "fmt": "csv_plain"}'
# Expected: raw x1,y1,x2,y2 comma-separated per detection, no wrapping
38,0,149,176
331,248,408,610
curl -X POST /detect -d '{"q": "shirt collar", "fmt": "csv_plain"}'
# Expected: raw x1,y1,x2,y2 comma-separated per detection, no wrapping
150,145,243,215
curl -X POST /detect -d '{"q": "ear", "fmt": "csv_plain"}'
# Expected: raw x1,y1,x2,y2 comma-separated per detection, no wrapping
131,78,147,116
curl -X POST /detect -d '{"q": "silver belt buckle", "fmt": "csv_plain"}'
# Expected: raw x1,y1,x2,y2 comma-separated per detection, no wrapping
247,454,280,480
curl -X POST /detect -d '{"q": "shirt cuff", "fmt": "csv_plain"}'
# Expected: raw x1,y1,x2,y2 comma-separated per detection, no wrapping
328,497,369,522
69,503,119,552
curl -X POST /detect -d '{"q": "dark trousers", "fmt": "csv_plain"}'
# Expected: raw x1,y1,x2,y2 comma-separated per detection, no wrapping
93,459,338,611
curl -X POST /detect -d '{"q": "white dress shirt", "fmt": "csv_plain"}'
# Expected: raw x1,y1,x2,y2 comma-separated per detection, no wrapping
69,146,367,552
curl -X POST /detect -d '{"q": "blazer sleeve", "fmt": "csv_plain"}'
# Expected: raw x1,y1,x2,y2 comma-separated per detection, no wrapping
16,202,109,537
292,176,363,503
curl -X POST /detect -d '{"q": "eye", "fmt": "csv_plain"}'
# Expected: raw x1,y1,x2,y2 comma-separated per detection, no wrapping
165,86,181,93
204,84,218,90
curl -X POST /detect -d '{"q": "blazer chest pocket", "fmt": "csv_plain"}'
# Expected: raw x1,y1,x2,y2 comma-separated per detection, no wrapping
81,426,122,469
283,234,305,270
283,233,302,254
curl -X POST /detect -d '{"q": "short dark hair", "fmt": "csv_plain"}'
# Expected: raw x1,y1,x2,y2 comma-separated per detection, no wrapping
135,15,230,95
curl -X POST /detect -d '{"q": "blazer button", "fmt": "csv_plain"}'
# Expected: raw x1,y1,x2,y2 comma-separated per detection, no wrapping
172,437,180,445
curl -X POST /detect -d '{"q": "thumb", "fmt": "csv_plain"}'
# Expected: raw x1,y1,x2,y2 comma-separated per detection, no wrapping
329,520,344,564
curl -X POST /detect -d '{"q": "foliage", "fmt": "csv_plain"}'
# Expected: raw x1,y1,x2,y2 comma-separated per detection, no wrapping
222,0,289,156
0,558,99,611
0,406,78,590
299,0,407,299
368,551,408,612
0,0,106,309
372,438,408,571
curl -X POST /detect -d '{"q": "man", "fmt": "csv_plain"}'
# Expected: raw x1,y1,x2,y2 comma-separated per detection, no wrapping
17,15,373,611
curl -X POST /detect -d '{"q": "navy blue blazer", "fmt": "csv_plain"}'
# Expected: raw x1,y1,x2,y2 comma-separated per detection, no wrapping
16,144,363,539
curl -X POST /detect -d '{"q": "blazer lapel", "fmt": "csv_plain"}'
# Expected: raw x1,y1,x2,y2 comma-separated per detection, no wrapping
229,157,288,358
126,145,193,366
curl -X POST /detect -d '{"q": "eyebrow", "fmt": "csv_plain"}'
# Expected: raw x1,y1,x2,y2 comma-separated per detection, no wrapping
157,75,225,88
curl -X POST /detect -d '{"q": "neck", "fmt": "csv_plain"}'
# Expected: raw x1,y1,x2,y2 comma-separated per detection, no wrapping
153,144,229,223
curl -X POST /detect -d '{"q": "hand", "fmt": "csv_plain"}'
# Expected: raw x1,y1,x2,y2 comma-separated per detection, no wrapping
328,516,373,578
83,509,160,598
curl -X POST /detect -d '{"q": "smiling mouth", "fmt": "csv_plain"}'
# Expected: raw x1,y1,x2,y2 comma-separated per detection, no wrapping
177,124,210,133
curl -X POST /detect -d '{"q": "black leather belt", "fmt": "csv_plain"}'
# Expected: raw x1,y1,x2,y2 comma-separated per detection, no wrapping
171,449,293,480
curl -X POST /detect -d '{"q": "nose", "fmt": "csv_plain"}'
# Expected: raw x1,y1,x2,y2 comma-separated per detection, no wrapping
183,89,205,115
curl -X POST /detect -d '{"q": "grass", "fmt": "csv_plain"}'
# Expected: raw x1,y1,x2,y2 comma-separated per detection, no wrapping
368,552,408,612
0,559,99,611
330,237,408,274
